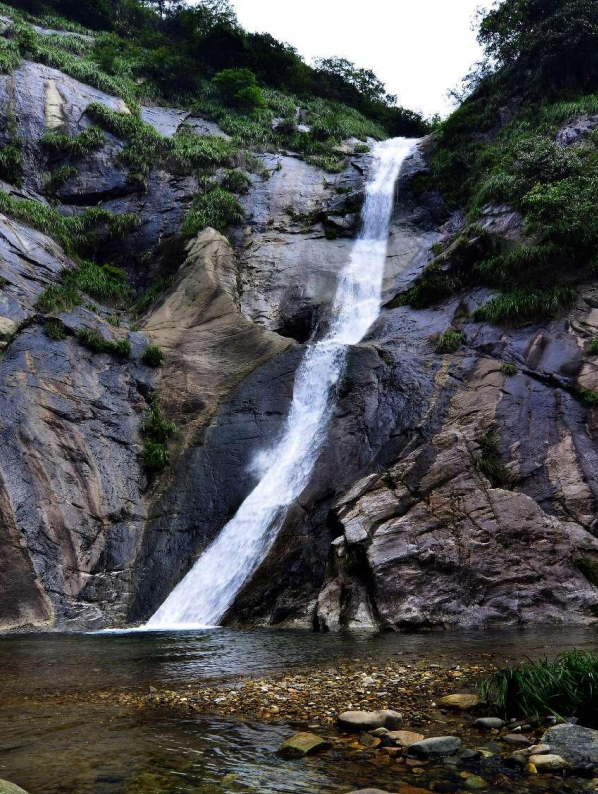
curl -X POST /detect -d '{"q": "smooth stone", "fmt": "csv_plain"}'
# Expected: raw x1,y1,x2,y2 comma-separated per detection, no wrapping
472,717,504,730
460,748,482,760
460,774,487,790
541,724,598,768
338,710,403,731
371,727,390,737
408,736,462,759
359,733,382,748
386,730,425,747
277,732,330,759
438,694,483,710
504,733,532,747
529,753,571,772
0,782,30,794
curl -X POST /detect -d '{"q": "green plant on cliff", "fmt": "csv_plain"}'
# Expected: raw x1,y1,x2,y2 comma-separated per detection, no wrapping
75,326,131,357
182,185,243,237
141,344,164,368
475,429,512,488
435,330,465,354
42,127,107,158
141,398,176,472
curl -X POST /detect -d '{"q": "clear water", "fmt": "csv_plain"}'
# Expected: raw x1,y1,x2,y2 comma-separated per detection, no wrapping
2,627,598,794
148,138,417,629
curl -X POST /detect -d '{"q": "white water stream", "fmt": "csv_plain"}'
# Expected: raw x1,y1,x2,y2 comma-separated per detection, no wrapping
147,137,416,630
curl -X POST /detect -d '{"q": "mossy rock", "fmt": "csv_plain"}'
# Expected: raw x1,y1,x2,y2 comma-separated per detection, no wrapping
0,780,30,794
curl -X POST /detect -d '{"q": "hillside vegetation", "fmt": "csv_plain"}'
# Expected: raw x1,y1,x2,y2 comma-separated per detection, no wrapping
403,0,598,324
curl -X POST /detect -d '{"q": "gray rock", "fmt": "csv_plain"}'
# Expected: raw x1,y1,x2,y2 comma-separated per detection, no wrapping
541,724,598,769
338,710,403,732
408,736,462,759
504,734,532,747
472,717,505,730
277,732,330,759
529,753,571,772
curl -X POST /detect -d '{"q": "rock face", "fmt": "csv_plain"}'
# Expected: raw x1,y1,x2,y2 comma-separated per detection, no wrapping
2,49,598,633
541,724,598,769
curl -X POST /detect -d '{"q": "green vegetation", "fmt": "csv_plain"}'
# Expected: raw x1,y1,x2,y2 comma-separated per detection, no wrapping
131,275,174,318
473,287,577,325
141,398,175,472
475,429,512,488
399,0,598,324
75,326,131,357
480,651,598,725
72,261,129,305
0,191,140,254
141,344,164,367
44,317,67,340
578,388,598,408
588,339,598,355
500,362,518,376
576,556,598,587
42,127,106,158
35,283,79,313
220,169,250,194
182,185,243,236
435,330,465,354
212,68,265,110
0,141,23,186
45,164,77,195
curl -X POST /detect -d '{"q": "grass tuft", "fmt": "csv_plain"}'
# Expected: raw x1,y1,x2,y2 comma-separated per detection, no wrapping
75,326,131,357
141,399,175,472
436,330,465,354
141,345,164,368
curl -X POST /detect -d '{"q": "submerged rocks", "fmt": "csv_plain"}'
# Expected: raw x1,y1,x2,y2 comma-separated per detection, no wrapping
528,753,570,772
408,737,461,759
338,710,403,732
386,730,425,747
277,732,330,759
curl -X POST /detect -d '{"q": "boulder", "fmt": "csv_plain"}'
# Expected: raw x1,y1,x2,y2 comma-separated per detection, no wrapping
338,710,403,732
408,736,461,759
438,694,483,710
277,732,330,759
541,724,598,769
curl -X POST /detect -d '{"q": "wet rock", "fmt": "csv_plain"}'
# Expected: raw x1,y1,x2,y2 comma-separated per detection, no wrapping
529,753,571,772
504,734,532,747
0,781,30,794
472,717,504,730
408,736,461,759
460,774,487,791
277,732,330,759
359,733,382,748
386,730,425,747
541,724,598,769
338,710,403,732
438,694,483,710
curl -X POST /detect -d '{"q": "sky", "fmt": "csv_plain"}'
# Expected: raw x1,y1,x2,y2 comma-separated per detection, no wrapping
229,0,489,118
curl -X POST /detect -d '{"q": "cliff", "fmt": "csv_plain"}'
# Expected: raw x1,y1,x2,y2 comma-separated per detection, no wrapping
1,5,598,633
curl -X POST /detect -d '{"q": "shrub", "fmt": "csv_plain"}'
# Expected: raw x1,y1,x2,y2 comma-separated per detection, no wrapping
141,399,175,472
220,168,250,194
475,429,512,487
0,37,21,73
45,164,77,196
355,143,370,154
501,362,518,376
141,344,164,368
73,260,129,305
42,126,106,158
436,330,465,354
44,318,67,340
480,651,598,725
35,283,79,314
578,388,598,407
0,141,23,186
212,68,265,109
75,326,131,357
473,287,577,324
182,186,244,236
589,339,598,355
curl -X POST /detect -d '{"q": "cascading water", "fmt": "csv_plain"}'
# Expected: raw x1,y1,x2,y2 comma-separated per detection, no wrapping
146,137,416,630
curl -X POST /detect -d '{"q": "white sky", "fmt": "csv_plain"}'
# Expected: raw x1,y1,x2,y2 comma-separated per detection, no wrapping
230,0,489,117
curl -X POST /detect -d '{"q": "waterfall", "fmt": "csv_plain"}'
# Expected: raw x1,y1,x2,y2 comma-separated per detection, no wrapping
146,137,416,630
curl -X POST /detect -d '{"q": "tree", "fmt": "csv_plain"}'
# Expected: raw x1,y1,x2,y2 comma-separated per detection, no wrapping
478,0,598,91
212,68,265,109
313,57,396,107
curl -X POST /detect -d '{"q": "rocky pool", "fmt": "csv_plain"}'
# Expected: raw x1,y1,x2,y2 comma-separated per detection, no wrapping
2,627,598,794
